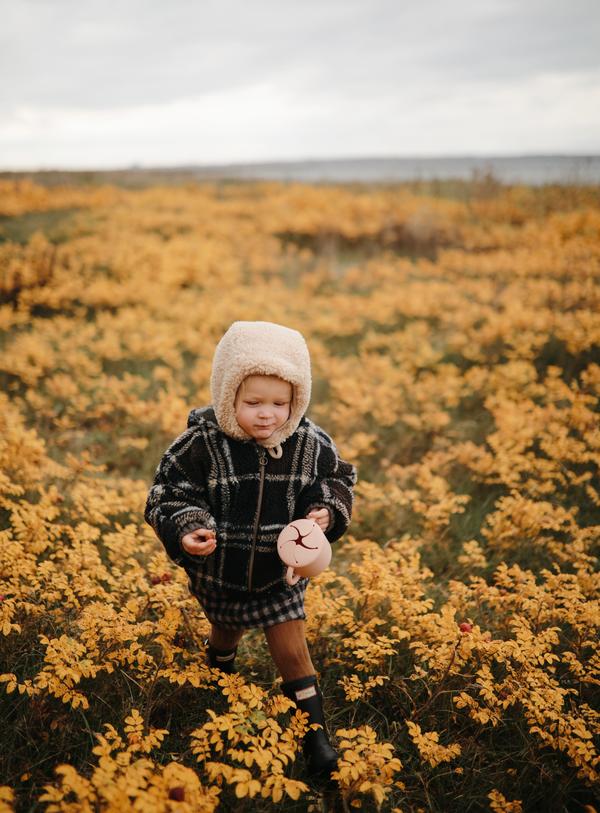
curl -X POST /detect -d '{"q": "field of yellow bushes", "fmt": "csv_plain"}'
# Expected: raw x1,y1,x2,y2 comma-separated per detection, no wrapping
0,176,599,812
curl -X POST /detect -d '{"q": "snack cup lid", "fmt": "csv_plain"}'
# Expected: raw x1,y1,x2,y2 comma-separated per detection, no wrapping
277,519,327,568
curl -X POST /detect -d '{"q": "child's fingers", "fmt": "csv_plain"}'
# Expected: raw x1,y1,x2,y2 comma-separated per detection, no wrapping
191,528,215,540
181,530,217,555
306,508,330,530
196,539,217,555
182,539,216,556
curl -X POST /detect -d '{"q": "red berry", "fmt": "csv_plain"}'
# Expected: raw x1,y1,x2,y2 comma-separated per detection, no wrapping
160,573,172,583
459,622,473,633
150,575,161,585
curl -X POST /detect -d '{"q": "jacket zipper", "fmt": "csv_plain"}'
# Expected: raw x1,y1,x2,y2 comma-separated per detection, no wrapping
247,447,267,591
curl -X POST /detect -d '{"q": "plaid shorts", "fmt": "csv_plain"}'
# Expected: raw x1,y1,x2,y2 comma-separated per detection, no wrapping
190,578,309,630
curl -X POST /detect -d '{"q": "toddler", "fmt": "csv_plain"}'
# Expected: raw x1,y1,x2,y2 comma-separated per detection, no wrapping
144,320,356,777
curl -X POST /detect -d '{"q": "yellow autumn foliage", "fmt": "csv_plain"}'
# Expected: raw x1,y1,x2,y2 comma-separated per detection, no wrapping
0,178,599,811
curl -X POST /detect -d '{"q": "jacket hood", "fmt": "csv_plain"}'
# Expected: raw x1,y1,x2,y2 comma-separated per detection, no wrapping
210,320,312,448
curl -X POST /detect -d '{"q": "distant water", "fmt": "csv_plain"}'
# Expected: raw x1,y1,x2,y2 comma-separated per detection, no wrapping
192,156,600,186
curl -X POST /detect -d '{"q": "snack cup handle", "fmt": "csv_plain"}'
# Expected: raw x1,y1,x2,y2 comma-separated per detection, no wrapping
286,566,301,586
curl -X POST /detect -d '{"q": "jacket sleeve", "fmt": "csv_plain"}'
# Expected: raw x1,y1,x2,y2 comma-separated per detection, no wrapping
144,427,217,566
294,426,357,543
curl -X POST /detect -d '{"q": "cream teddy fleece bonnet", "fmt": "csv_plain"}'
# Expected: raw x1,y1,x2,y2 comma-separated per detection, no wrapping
210,321,312,449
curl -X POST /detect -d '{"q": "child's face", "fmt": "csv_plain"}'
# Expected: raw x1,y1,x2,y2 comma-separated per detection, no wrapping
235,375,292,441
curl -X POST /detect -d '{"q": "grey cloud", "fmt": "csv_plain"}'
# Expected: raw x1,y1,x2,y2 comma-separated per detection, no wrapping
1,0,599,116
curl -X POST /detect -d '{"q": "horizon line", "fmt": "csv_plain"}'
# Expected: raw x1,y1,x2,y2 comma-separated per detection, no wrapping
2,152,599,174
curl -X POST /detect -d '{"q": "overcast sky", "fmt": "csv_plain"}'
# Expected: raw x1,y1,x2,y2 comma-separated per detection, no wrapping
1,0,599,169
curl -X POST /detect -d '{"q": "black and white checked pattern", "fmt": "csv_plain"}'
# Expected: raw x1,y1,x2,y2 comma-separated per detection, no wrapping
144,407,356,595
191,577,309,630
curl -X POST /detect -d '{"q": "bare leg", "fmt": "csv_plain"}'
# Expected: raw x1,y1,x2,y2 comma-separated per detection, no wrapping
209,624,244,650
264,619,315,682
267,619,338,776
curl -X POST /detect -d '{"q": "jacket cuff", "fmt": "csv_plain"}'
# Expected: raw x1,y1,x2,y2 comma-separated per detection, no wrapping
172,508,216,540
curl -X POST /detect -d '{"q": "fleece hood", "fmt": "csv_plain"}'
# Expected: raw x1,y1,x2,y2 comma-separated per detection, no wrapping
210,321,312,449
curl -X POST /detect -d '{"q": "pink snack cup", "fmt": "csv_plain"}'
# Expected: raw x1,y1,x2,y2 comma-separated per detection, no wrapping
277,518,332,586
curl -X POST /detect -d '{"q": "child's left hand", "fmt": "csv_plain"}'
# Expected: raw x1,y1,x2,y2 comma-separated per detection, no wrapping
306,507,331,532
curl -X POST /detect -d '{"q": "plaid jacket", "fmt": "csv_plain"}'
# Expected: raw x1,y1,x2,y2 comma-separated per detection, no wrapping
144,406,357,595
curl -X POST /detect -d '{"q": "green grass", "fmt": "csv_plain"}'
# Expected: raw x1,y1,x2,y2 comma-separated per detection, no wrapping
0,209,80,245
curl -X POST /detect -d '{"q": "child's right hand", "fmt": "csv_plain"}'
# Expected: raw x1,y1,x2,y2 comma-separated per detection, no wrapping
181,528,217,556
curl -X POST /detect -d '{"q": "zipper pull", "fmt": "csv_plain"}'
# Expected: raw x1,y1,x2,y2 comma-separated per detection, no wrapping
258,448,267,466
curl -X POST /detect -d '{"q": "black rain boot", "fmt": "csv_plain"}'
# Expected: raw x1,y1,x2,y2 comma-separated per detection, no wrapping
205,639,238,674
282,674,338,778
